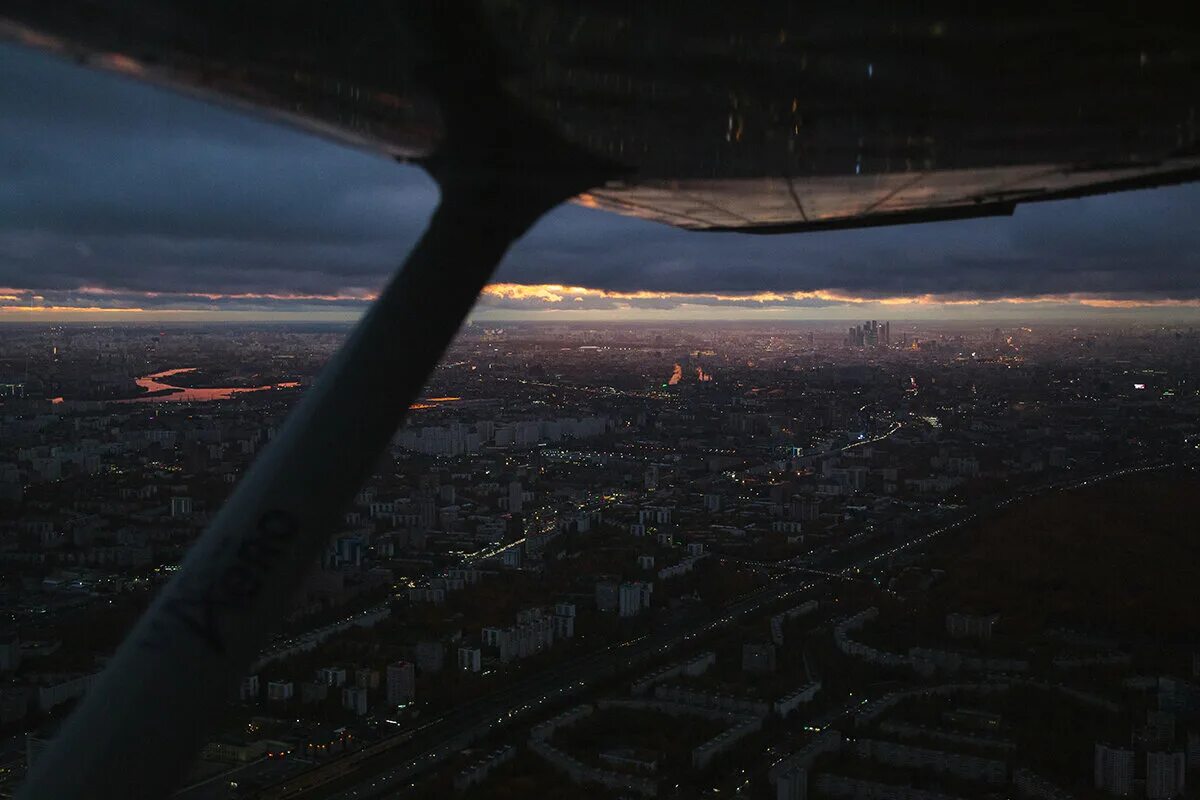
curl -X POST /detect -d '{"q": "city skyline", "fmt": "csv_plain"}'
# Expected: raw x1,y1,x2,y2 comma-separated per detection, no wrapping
3,319,1198,798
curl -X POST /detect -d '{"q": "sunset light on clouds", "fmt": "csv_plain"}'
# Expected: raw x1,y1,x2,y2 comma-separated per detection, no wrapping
2,42,1200,322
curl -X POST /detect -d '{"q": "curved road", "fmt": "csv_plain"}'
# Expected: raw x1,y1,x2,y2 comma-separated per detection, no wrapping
309,460,1189,800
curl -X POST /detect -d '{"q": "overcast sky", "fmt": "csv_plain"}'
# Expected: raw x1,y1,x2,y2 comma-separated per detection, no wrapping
2,42,1199,323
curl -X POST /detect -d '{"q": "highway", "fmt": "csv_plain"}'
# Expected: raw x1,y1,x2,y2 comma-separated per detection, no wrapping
302,460,1187,799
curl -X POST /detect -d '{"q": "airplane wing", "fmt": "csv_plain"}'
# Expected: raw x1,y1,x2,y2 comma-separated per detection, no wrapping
3,3,1198,233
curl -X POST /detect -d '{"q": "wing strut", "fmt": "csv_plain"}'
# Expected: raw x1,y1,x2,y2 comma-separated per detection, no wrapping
18,17,614,800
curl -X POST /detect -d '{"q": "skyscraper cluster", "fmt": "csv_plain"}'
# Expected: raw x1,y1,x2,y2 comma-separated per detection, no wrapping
847,320,890,348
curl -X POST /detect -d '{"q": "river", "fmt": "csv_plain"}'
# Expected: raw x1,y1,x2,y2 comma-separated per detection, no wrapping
123,368,299,402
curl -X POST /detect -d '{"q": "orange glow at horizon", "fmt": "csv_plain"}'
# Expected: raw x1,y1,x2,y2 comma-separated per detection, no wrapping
0,305,155,314
480,283,868,305
481,284,1200,310
75,286,378,303
2,283,1200,316
1078,298,1200,309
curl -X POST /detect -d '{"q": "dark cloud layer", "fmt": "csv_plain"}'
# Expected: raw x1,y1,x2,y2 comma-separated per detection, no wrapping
2,43,1199,315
